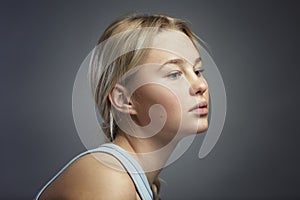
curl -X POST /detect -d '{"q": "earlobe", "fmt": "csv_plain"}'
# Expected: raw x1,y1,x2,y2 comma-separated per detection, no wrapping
109,84,137,115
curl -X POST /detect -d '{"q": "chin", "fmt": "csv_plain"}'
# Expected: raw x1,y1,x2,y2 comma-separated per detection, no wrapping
197,127,208,134
181,123,208,137
196,119,209,133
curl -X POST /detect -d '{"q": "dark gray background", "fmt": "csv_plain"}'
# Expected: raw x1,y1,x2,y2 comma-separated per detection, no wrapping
1,0,299,199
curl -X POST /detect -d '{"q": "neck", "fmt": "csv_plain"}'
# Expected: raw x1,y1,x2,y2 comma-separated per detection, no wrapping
113,130,181,186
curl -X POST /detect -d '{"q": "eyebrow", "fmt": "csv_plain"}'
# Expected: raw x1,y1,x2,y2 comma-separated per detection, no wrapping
160,57,202,70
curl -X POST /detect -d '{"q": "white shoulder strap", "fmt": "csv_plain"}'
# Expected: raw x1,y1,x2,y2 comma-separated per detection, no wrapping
98,143,153,200
35,143,153,200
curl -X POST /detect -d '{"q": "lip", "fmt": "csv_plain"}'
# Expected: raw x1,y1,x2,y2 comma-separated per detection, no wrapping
189,101,208,115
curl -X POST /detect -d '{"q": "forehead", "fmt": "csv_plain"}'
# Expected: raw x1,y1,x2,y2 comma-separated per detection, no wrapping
118,30,201,84
144,30,200,64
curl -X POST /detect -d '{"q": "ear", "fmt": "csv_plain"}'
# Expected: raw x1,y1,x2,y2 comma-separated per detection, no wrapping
108,84,137,115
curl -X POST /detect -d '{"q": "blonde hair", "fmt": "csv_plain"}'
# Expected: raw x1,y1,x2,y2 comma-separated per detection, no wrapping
89,13,200,199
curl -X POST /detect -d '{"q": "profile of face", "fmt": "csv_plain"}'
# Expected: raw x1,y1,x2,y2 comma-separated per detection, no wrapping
112,30,209,144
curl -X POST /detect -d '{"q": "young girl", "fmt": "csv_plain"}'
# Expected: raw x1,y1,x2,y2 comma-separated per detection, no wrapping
36,14,209,200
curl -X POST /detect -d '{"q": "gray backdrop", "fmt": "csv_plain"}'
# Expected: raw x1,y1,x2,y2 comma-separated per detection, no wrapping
1,0,299,199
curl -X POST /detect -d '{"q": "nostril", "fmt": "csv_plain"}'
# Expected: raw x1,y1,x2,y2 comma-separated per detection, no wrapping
195,90,202,95
194,86,205,95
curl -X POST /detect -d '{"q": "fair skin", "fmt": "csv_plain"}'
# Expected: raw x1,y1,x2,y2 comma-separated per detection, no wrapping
39,31,209,200
39,152,141,200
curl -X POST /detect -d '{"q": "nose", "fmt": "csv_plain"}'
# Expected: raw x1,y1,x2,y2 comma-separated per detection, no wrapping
189,76,208,96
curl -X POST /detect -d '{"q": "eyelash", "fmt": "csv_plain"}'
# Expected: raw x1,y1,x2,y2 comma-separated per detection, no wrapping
166,69,205,80
167,71,182,80
194,68,205,77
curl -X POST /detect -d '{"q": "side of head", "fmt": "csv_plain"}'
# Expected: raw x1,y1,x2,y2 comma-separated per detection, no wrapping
89,14,201,141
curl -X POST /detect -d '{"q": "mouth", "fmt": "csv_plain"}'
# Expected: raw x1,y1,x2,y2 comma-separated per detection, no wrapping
189,101,208,115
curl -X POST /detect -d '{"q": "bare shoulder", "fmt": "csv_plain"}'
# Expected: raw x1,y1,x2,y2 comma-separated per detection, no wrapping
39,152,138,200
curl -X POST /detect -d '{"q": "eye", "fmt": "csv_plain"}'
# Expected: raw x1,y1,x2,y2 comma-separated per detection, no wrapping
194,68,204,77
167,71,182,80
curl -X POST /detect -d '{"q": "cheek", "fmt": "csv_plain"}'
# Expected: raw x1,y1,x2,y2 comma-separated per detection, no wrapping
132,85,182,125
161,93,182,120
150,87,183,130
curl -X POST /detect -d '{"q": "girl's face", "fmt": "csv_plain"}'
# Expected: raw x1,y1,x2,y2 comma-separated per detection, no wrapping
122,31,209,142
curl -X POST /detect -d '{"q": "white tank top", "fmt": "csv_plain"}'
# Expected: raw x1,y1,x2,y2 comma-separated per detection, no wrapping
35,143,153,200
